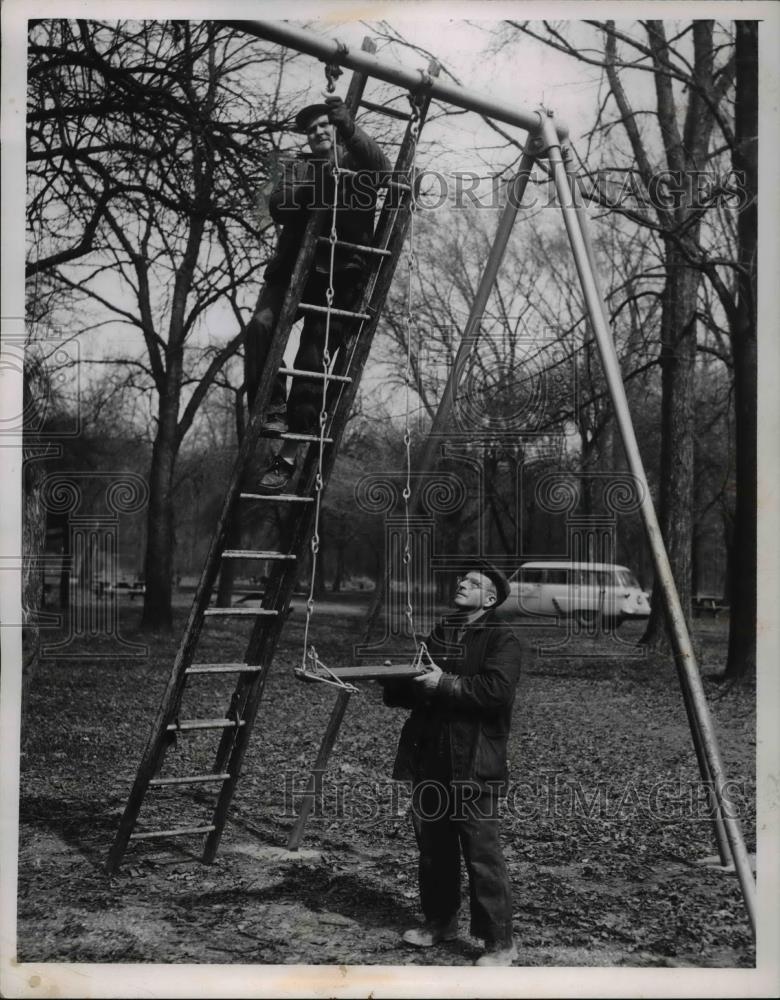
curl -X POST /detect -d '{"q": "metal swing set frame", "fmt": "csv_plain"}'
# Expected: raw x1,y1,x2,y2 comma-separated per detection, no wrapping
228,19,757,936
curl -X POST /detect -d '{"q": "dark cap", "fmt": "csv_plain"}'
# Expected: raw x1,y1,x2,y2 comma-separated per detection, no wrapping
459,559,511,607
294,103,330,133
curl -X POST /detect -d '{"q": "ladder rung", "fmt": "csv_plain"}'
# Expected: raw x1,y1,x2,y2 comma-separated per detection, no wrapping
339,166,411,192
359,98,413,122
222,549,295,561
186,663,262,674
383,178,412,192
204,607,278,617
278,366,353,383
130,825,216,841
240,492,313,503
268,431,333,444
297,302,371,321
296,664,427,682
150,773,231,786
166,718,246,731
316,237,392,258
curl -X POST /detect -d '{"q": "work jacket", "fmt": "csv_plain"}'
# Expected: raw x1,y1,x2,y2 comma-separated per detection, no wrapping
264,124,390,284
383,611,524,793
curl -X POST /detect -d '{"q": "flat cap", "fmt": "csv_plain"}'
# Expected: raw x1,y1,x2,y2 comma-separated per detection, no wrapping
294,103,330,133
459,558,511,607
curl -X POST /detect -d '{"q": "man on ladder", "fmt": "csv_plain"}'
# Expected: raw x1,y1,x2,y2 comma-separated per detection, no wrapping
381,560,524,966
246,95,390,493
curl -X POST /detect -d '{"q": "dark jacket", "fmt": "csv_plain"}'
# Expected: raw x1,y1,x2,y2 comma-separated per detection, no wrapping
383,611,524,793
264,124,390,284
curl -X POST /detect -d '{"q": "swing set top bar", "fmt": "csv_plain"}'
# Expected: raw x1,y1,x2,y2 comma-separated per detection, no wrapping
225,19,569,142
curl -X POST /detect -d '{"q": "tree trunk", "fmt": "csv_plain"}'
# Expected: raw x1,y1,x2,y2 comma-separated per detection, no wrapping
22,452,47,715
723,21,758,680
642,243,699,646
721,507,734,606
215,513,240,607
58,523,70,609
332,543,345,593
216,389,246,607
141,396,179,631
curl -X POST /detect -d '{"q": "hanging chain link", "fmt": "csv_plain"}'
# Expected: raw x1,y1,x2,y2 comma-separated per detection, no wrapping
300,79,428,683
301,118,341,676
297,82,363,692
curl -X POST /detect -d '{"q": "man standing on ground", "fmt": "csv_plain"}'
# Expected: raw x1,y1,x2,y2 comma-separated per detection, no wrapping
381,561,523,966
246,96,390,493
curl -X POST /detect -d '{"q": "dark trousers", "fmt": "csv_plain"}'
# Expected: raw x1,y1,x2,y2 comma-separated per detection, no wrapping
411,778,514,946
244,272,361,433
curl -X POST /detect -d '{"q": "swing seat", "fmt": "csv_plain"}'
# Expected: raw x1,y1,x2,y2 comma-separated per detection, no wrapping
295,663,427,683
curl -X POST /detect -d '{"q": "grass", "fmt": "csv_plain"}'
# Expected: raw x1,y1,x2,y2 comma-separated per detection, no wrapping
16,600,756,967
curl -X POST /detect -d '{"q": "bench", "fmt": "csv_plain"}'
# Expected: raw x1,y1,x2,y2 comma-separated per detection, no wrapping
693,595,729,618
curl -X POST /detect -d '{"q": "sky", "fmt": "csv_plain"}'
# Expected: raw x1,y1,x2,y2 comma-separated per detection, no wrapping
3,4,771,430
14,9,649,428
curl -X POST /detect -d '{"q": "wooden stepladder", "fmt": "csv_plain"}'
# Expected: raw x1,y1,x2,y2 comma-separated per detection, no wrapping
106,41,440,873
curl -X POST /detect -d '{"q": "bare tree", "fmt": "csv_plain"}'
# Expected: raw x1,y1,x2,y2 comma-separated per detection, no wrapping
495,20,751,662
27,19,305,629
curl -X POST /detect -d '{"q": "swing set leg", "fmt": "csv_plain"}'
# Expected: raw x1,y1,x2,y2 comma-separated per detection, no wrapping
287,689,352,851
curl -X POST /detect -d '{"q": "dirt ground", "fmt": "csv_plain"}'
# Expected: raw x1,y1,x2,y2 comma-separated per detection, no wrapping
16,601,756,969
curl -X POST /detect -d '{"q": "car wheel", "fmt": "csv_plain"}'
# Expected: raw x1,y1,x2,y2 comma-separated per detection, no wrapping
577,610,600,628
602,615,622,631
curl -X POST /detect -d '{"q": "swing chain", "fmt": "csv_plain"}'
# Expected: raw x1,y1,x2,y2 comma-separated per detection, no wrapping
298,76,354,692
303,646,358,694
401,87,422,642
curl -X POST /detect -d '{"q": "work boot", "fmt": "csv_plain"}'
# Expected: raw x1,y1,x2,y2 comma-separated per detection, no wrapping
474,939,518,966
260,410,289,436
258,454,295,494
401,916,459,948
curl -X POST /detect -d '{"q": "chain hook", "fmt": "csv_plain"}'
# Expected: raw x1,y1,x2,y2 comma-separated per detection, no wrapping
324,40,349,94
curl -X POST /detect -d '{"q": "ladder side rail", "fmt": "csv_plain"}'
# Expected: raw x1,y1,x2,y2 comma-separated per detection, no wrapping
106,211,328,873
262,81,441,676
342,38,377,107
110,47,380,872
205,53,378,781
283,73,441,553
201,56,380,860
275,79,444,851
365,61,440,245
203,80,439,863
166,209,327,671
326,60,441,403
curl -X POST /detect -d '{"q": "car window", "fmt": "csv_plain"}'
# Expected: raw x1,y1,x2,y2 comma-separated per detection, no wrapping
517,565,642,587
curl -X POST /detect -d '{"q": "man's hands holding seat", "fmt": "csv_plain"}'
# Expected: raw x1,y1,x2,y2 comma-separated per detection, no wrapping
413,660,443,694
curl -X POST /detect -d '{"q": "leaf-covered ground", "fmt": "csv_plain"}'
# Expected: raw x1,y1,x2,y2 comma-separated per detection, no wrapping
16,600,755,968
